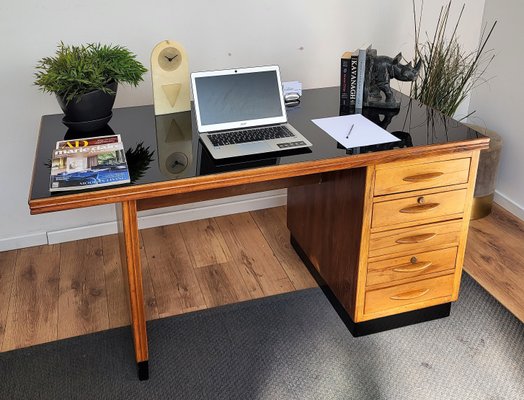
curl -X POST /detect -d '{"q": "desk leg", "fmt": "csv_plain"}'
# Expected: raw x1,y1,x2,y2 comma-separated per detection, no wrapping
117,201,149,380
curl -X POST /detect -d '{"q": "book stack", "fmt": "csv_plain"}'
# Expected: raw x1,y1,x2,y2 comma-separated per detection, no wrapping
339,45,374,112
49,134,130,192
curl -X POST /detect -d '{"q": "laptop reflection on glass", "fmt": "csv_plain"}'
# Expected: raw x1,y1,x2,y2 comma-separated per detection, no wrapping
191,65,312,160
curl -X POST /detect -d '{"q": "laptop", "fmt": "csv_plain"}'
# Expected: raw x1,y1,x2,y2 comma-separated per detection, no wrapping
191,65,312,159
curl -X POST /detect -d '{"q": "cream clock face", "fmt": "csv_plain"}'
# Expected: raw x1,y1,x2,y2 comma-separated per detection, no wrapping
158,47,182,71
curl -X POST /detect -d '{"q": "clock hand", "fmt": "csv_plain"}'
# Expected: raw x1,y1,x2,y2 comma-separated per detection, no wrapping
164,54,178,62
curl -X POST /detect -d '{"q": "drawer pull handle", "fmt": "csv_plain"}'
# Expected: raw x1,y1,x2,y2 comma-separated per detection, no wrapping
403,172,444,182
390,288,430,301
393,261,433,273
396,233,437,244
399,203,440,213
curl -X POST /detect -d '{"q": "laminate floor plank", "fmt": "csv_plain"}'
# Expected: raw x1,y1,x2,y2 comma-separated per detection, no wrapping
101,234,160,329
194,262,252,308
251,207,317,290
0,250,18,350
57,238,110,340
141,225,206,318
215,213,295,298
101,234,129,328
2,245,60,351
179,218,232,268
465,204,524,322
138,233,161,321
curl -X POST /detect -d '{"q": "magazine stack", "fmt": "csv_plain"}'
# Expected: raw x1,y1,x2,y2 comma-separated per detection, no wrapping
49,134,130,192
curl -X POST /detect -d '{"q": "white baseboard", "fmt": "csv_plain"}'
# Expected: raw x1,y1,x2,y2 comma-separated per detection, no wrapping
0,231,48,252
45,190,287,245
138,190,286,230
46,220,119,245
494,190,524,221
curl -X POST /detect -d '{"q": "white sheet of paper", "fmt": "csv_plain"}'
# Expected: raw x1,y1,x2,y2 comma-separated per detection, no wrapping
312,114,400,149
282,81,302,96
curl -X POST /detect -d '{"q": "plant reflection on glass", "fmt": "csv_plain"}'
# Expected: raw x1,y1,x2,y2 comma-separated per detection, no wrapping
411,1,496,120
126,142,155,183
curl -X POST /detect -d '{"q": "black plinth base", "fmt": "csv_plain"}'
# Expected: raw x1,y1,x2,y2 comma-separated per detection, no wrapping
290,235,451,337
137,361,149,381
331,296,451,337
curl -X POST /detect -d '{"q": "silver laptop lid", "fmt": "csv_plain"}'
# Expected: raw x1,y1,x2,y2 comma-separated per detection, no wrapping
191,65,288,133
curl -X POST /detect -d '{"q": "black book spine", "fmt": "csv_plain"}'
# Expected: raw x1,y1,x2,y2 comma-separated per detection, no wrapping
349,55,358,109
340,53,351,111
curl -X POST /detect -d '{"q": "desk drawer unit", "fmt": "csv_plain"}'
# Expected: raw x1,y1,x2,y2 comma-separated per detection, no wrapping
355,152,479,322
287,150,481,331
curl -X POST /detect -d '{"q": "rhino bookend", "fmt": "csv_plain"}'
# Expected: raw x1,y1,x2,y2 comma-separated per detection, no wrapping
365,51,421,109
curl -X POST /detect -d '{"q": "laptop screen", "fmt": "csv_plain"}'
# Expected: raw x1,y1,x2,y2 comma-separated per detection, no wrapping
192,66,287,133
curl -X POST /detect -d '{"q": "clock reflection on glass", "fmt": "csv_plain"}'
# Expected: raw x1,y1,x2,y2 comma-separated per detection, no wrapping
155,112,194,179
166,152,188,174
158,47,182,71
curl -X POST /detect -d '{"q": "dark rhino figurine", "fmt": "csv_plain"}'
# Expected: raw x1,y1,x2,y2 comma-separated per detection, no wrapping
366,52,421,108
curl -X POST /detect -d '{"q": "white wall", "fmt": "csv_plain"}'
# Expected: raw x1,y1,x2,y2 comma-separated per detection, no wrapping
468,0,524,219
0,0,486,251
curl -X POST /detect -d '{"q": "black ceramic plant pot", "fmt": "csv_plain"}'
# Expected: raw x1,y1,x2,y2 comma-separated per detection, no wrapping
57,81,117,131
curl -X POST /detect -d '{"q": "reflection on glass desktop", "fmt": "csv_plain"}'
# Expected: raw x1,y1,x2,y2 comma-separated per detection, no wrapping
197,142,278,175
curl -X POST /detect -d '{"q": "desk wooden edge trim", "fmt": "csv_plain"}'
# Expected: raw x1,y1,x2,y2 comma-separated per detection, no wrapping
452,150,480,300
29,139,489,215
354,166,376,321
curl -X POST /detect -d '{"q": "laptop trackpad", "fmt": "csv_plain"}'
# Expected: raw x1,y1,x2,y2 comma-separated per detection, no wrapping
237,142,272,153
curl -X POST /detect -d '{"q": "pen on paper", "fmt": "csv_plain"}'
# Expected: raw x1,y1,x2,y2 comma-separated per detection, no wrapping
346,123,354,139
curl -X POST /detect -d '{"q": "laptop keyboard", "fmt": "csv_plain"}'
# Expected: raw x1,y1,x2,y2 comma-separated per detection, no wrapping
208,126,295,147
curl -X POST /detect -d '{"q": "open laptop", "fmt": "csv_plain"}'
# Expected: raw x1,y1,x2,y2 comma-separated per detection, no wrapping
191,65,312,159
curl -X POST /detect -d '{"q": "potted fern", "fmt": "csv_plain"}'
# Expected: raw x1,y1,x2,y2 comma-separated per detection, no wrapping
35,42,147,130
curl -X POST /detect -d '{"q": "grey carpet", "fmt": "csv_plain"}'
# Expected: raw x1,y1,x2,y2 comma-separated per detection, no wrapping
0,273,523,400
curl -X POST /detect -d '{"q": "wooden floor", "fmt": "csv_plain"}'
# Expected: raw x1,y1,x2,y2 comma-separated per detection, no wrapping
0,204,522,352
464,203,524,322
0,207,316,352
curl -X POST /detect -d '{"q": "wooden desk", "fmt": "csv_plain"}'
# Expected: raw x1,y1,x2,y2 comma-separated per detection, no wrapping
29,88,488,379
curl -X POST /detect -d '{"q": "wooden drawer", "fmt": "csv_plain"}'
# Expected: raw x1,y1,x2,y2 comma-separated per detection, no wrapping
374,157,471,196
368,220,462,258
372,189,467,229
367,247,457,287
364,274,454,315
